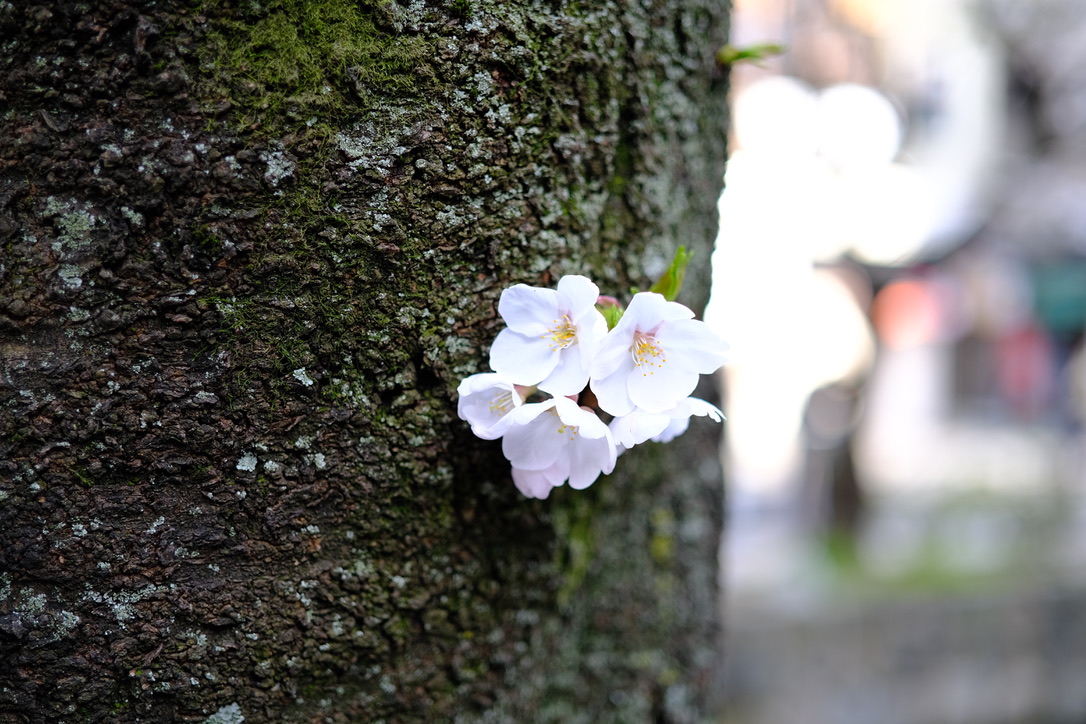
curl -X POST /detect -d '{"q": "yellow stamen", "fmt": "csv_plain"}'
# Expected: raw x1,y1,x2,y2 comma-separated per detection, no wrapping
488,392,515,416
549,408,579,438
556,423,579,437
631,331,666,376
540,315,578,352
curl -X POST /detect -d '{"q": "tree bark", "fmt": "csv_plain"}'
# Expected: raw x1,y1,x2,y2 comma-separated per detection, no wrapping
0,1,729,722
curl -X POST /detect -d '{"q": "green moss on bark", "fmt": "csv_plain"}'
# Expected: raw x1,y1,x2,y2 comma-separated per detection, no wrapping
197,0,434,126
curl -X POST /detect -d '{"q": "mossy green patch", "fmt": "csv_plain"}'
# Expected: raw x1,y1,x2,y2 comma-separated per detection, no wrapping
198,0,434,131
552,489,600,609
71,466,96,488
191,2,449,406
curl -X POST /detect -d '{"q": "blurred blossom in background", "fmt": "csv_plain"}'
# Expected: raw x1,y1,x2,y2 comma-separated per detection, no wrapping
705,0,1086,722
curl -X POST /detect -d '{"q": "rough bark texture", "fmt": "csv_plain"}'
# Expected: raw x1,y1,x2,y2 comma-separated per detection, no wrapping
0,1,729,722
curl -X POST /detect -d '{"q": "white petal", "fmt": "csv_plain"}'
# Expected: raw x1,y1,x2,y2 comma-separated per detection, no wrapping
590,359,637,417
552,399,609,440
502,405,569,470
681,396,725,422
507,398,556,425
655,319,731,373
567,434,616,489
628,364,698,414
573,309,608,369
456,373,521,440
545,456,571,485
611,409,671,448
590,326,635,380
456,372,505,397
489,328,560,386
556,275,601,320
537,346,590,397
498,284,557,335
652,416,691,444
512,467,557,498
624,292,694,329
608,417,628,449
651,397,725,443
481,411,521,440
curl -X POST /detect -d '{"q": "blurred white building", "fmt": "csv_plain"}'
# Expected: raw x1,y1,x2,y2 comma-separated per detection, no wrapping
711,1,1086,722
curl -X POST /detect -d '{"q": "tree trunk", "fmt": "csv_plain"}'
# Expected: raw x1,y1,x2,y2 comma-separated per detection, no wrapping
0,1,729,722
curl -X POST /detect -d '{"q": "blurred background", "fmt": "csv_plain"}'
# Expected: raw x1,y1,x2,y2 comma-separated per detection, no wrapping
704,0,1086,722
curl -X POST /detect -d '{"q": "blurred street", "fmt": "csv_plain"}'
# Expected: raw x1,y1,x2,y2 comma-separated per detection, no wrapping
707,0,1086,721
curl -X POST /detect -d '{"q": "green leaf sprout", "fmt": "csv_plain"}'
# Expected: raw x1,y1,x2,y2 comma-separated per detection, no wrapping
649,245,694,302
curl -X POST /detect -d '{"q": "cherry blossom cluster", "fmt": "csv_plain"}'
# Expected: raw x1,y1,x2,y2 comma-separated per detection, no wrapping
457,273,729,499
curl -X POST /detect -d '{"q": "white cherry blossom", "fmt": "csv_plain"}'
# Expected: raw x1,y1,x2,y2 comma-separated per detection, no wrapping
488,275,608,396
610,396,724,450
458,269,730,500
501,396,616,497
590,292,730,416
456,373,526,440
